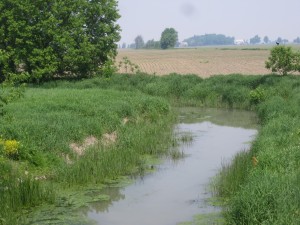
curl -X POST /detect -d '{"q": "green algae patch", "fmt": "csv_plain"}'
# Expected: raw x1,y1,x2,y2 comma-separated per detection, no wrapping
24,177,133,224
102,175,134,188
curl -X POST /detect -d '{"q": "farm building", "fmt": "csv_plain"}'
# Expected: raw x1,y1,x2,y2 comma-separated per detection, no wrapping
178,42,188,48
234,39,247,45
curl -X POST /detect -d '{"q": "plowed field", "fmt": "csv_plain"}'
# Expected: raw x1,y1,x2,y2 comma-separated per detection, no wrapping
116,47,272,77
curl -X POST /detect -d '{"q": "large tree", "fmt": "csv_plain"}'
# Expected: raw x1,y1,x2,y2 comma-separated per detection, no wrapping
0,0,121,82
160,28,178,49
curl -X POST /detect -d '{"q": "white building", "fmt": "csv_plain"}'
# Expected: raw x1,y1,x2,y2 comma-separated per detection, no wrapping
234,39,247,45
179,42,188,48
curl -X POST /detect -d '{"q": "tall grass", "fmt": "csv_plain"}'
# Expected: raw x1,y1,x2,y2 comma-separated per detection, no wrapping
57,114,175,185
37,73,264,108
211,75,300,224
0,86,175,223
0,162,55,225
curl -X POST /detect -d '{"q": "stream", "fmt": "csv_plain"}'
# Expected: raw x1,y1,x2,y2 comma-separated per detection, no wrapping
85,108,258,225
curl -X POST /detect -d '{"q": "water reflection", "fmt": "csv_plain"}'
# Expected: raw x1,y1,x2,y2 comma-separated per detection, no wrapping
176,107,258,129
81,187,125,215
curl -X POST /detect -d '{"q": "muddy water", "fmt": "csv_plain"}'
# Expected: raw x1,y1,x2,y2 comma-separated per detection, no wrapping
86,108,258,225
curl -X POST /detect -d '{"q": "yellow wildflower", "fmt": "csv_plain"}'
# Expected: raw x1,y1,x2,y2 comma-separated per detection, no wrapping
3,140,20,158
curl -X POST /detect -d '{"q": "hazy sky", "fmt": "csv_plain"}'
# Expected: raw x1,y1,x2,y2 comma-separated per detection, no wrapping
117,0,300,44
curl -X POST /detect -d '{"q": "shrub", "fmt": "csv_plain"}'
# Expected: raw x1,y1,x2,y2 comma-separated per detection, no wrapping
100,60,118,78
265,46,300,75
249,86,266,105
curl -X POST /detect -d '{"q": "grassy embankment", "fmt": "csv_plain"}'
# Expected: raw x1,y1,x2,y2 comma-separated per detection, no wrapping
1,73,300,224
0,86,176,224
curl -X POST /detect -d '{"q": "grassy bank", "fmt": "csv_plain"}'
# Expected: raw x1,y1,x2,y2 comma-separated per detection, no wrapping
0,87,176,224
214,75,300,224
1,73,300,224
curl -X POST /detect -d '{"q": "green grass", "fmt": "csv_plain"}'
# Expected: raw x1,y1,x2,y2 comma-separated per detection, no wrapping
1,73,300,224
0,86,176,223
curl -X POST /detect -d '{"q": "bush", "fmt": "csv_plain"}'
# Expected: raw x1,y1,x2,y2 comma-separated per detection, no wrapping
265,46,300,75
249,86,266,105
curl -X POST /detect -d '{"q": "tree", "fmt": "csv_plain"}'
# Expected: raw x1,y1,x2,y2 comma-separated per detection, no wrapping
263,36,270,44
293,37,300,44
128,43,136,49
134,35,144,49
122,43,127,49
250,35,261,44
276,37,283,44
0,0,121,82
160,28,178,49
282,39,289,44
144,39,161,49
265,46,300,75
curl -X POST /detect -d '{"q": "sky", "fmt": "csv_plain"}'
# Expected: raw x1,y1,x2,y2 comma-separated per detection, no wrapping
117,0,300,44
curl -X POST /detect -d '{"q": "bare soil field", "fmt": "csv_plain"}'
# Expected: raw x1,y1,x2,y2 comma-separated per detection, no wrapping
116,46,296,77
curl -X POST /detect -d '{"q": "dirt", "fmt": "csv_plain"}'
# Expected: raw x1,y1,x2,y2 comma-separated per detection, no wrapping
116,47,273,77
69,131,118,158
101,131,117,146
70,136,99,156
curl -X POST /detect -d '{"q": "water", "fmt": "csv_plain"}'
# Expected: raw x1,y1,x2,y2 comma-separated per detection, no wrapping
86,108,258,225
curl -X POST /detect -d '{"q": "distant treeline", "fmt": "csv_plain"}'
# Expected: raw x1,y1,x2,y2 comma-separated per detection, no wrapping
183,34,235,46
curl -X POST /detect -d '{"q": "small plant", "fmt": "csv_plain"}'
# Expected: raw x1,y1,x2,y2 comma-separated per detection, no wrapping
117,57,141,74
265,46,300,75
249,87,266,105
100,59,117,78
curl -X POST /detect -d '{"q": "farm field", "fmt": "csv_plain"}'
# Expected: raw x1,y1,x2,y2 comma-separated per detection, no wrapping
116,47,270,77
116,45,300,77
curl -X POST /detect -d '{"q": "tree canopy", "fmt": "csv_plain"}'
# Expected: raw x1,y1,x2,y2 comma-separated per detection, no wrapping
160,28,178,49
0,0,121,82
